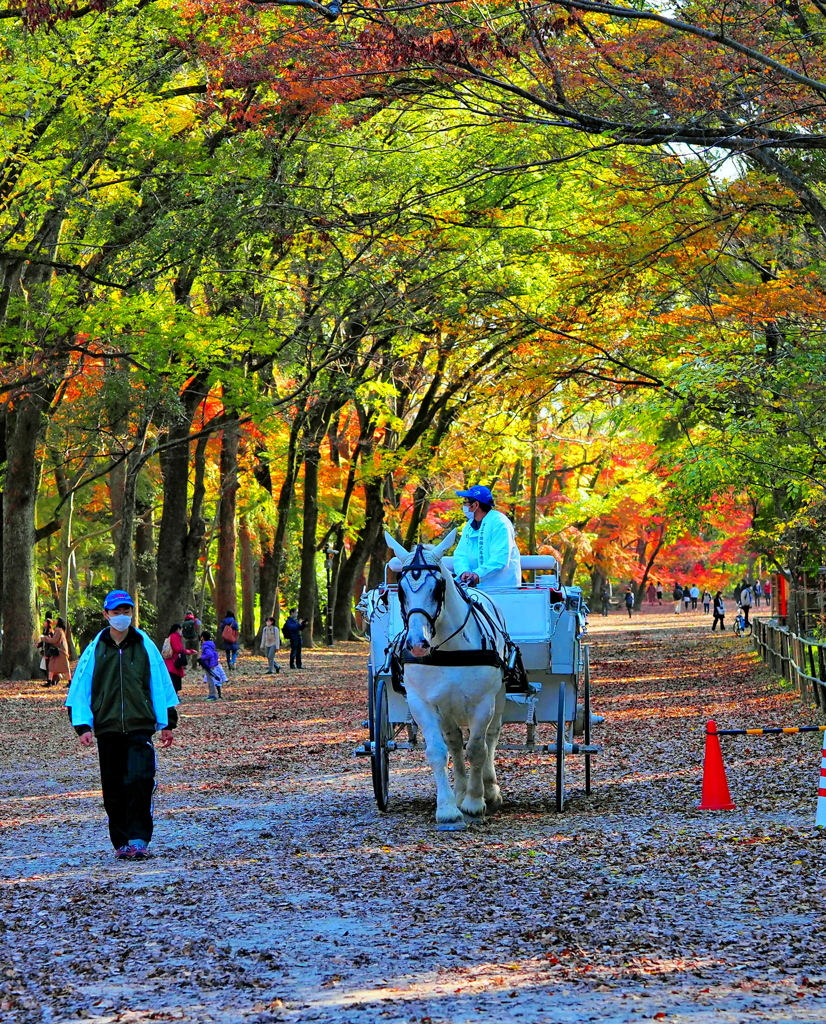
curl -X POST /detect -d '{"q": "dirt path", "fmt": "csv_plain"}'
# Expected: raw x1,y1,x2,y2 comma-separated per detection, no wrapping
2,609,825,1023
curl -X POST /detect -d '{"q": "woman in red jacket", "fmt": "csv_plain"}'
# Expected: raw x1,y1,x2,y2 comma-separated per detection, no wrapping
163,623,197,693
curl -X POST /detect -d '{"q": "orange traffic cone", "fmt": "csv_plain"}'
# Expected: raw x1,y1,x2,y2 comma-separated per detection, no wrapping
817,739,826,828
698,719,736,810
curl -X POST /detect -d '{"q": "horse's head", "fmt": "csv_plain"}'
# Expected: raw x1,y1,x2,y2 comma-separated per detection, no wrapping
385,530,457,658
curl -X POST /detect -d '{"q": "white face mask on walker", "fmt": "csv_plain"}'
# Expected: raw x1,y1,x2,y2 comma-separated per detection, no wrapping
462,504,475,521
108,614,132,631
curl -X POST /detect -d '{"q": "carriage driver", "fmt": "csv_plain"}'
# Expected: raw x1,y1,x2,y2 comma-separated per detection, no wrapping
453,485,522,590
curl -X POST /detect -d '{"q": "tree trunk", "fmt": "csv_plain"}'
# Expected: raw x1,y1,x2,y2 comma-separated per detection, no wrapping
268,414,303,626
154,376,209,646
634,524,666,605
1,390,49,678
258,524,277,632
214,422,240,623
239,514,256,646
298,441,321,645
135,494,157,608
334,474,385,639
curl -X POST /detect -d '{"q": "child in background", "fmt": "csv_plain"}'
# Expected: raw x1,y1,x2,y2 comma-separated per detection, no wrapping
198,630,227,701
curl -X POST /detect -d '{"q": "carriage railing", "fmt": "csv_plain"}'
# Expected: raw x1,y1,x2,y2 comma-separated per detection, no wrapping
753,617,826,716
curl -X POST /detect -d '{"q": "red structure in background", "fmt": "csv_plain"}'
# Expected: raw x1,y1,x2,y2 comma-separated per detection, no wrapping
775,572,788,622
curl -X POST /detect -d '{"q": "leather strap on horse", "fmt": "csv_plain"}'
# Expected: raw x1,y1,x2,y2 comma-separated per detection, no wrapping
399,649,506,668
391,645,530,695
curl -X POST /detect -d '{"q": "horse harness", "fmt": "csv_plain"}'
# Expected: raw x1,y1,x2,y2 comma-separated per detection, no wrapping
389,544,529,695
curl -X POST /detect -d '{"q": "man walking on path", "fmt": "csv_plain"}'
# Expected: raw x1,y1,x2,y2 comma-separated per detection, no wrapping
712,591,726,631
283,608,308,669
65,590,179,860
673,583,683,613
739,583,753,626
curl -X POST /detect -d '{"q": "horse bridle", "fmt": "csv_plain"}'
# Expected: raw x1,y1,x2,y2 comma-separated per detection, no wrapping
396,545,446,631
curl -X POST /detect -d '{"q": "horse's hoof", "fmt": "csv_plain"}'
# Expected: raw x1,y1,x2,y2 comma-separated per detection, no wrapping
462,811,485,825
435,819,467,832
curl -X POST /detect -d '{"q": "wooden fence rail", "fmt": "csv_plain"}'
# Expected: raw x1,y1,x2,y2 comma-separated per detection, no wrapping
753,617,826,715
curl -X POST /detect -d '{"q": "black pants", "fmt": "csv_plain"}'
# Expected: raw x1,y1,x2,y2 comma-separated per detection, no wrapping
289,637,302,668
712,612,725,631
97,732,156,850
742,605,751,625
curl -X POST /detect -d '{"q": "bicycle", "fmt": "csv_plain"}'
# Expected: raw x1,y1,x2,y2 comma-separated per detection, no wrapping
733,607,751,636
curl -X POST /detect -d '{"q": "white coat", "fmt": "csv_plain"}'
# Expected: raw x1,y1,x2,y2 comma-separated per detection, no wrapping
452,509,521,589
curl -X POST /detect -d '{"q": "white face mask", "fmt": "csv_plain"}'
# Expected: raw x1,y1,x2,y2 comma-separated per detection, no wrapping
108,613,132,631
462,504,474,521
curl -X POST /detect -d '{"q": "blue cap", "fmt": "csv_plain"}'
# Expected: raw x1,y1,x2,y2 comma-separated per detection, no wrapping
103,589,134,610
456,485,495,505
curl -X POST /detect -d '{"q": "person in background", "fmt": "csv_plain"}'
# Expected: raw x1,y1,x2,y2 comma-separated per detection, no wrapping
65,590,178,861
282,608,308,669
689,583,700,610
673,583,683,614
764,579,772,607
646,581,656,605
754,579,763,607
600,583,611,617
624,586,634,619
163,623,196,694
220,610,240,673
198,630,226,700
702,589,712,614
712,591,726,631
683,587,692,613
182,611,201,669
656,581,663,605
40,616,71,688
37,615,55,683
260,616,281,674
739,583,753,626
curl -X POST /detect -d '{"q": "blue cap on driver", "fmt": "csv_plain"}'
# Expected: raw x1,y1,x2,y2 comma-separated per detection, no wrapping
456,485,495,505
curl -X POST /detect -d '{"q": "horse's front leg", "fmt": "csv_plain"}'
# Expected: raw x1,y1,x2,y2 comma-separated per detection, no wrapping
407,693,465,830
461,690,498,821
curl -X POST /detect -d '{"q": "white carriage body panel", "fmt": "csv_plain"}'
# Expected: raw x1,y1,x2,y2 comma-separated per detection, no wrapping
367,582,584,726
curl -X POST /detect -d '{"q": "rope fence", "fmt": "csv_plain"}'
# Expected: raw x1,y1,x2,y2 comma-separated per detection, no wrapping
752,617,826,716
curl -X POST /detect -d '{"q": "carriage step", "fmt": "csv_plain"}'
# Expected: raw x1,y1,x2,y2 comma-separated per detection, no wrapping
354,741,419,757
498,743,601,755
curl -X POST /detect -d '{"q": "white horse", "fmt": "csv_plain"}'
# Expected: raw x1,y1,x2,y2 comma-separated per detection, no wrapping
385,530,508,831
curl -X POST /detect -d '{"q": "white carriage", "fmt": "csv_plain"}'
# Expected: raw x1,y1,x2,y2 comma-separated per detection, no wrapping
355,555,600,813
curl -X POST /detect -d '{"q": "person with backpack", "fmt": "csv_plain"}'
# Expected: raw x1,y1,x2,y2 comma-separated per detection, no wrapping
672,583,683,613
702,589,712,614
65,589,179,861
600,584,611,617
282,608,308,669
739,583,753,626
198,630,226,700
624,586,634,619
181,612,201,669
162,623,197,694
220,610,240,673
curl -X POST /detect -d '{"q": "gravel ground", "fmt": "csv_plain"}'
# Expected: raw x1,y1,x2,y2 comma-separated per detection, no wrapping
2,608,825,1024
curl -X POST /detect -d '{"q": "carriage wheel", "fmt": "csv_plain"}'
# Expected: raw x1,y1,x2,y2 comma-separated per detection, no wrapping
371,676,391,811
583,645,592,796
555,683,567,812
